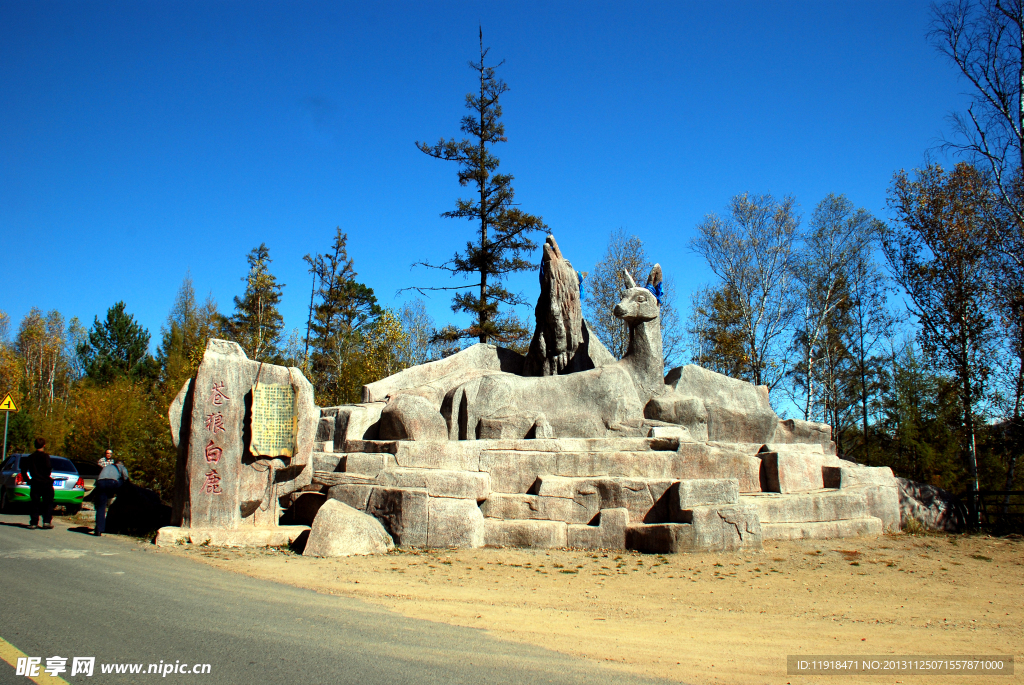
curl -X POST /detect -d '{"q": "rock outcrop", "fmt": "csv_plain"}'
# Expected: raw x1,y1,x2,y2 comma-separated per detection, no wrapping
897,478,967,532
303,499,394,557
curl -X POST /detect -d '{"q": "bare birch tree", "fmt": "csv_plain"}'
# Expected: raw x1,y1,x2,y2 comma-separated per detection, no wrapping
690,193,801,394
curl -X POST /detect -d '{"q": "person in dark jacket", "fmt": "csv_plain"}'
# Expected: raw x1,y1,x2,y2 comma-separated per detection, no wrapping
21,438,54,530
93,453,129,536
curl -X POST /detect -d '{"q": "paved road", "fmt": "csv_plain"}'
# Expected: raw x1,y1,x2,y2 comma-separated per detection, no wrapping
0,515,673,685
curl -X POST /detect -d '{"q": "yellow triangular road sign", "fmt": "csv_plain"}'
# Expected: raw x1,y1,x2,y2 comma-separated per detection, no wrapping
0,393,18,412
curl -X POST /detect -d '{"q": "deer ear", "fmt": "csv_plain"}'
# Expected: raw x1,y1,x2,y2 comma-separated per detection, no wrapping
622,269,636,289
647,264,663,288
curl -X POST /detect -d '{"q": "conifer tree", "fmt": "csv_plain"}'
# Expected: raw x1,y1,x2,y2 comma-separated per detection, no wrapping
413,30,547,346
78,302,156,383
156,273,221,392
306,229,381,405
224,243,285,363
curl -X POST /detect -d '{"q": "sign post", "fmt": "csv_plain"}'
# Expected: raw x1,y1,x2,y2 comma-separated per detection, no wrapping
0,393,18,461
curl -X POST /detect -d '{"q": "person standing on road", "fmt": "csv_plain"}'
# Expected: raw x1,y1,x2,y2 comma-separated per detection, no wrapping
93,454,129,537
98,449,113,468
21,438,54,530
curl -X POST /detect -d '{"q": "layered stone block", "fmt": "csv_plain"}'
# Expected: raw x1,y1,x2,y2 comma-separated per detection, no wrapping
741,490,868,524
567,508,629,550
626,504,762,553
761,517,883,540
427,497,484,548
484,519,568,549
673,478,740,510
479,493,593,523
758,451,825,493
379,468,489,500
535,476,675,523
367,487,428,548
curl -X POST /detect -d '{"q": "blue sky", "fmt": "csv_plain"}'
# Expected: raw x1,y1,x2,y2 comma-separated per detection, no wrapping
1,1,966,352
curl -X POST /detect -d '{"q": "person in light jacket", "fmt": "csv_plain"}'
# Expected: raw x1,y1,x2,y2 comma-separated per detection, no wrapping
93,454,129,536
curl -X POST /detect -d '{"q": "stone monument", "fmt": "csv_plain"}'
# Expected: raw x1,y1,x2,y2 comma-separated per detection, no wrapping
157,235,900,553
156,340,316,547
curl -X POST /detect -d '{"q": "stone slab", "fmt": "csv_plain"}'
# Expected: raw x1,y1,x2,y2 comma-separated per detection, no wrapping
479,493,594,523
740,490,868,524
480,451,557,494
626,504,762,553
330,403,385,448
535,476,675,523
367,487,428,548
551,451,682,479
771,418,836,456
327,484,375,512
674,479,740,509
346,440,482,471
761,517,883,540
315,416,336,444
362,343,524,403
759,451,825,493
311,451,343,474
838,465,897,487
155,525,310,548
339,452,388,477
379,393,448,441
852,484,901,533
380,469,490,500
675,443,763,493
567,508,628,550
427,497,485,548
484,519,568,549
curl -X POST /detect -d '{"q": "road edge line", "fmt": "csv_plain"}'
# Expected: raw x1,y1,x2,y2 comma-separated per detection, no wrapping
0,636,71,684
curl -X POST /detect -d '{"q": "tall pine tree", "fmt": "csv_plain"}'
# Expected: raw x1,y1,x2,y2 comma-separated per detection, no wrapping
306,229,381,405
224,243,285,363
413,30,547,346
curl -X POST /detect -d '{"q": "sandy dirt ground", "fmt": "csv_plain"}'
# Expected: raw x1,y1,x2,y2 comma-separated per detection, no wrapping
157,532,1021,685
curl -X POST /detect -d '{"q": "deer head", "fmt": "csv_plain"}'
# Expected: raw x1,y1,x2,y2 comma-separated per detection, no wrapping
614,264,663,324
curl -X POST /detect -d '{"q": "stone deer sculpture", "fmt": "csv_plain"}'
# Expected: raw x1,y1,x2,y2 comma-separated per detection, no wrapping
441,264,666,439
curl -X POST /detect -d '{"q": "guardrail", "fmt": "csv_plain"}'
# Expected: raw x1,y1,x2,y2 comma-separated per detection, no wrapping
975,491,1024,534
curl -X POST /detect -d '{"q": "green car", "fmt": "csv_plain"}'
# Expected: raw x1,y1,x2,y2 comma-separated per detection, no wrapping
0,453,86,514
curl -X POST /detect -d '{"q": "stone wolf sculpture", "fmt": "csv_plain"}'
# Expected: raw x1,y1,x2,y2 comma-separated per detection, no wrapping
523,235,612,376
442,263,666,439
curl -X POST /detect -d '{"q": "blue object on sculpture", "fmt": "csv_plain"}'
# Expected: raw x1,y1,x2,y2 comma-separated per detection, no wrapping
644,282,662,305
577,271,585,300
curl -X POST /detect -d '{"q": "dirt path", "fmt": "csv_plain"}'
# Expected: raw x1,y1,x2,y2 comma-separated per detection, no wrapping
159,533,1021,685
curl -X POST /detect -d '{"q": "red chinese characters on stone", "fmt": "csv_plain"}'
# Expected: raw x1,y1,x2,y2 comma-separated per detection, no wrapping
204,440,222,463
202,469,223,495
204,412,226,434
210,381,230,406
